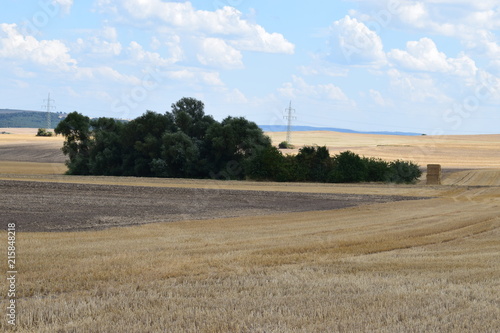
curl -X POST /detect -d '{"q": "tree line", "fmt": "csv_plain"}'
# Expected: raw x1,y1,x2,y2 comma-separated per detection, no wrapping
0,111,63,128
55,97,421,183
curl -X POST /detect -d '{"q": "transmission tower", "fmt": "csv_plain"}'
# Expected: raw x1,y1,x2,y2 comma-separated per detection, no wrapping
284,101,296,144
42,93,56,129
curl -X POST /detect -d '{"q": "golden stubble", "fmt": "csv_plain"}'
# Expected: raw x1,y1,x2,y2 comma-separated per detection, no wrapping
1,191,499,332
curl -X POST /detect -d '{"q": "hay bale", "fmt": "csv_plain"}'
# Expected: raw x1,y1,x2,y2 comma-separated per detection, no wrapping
427,164,441,185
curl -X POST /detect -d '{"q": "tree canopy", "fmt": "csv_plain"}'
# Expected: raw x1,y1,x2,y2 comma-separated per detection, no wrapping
55,97,271,179
55,97,421,183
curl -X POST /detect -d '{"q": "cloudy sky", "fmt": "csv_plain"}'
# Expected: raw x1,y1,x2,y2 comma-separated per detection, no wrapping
1,1,500,134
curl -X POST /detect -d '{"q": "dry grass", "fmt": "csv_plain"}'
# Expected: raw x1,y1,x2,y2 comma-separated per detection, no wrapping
1,129,499,332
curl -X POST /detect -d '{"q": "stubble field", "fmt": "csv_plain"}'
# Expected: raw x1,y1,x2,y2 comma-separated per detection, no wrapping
0,129,499,332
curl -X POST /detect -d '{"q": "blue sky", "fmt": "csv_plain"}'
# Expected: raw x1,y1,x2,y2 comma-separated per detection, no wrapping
1,1,500,134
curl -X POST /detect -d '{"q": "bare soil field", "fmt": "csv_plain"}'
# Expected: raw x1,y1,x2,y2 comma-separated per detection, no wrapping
0,180,424,232
0,129,499,332
0,128,65,164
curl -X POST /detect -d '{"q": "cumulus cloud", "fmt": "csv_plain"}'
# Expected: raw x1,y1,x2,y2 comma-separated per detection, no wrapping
328,16,386,67
164,69,224,87
387,69,453,104
105,0,294,54
0,23,77,71
197,38,243,69
75,29,123,58
128,41,179,67
279,75,349,101
74,66,141,86
388,38,477,76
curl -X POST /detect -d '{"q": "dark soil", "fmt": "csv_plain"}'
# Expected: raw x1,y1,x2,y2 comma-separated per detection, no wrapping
0,143,66,163
0,180,427,232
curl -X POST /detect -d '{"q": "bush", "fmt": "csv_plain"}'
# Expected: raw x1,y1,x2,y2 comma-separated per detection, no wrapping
363,157,389,182
36,128,53,137
278,141,294,149
244,146,289,181
386,160,422,184
329,151,367,183
295,146,333,182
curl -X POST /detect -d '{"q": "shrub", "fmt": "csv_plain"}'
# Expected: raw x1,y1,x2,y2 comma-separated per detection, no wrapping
386,160,422,184
244,146,289,181
36,128,53,137
363,157,389,182
278,141,294,149
295,146,333,182
330,151,367,183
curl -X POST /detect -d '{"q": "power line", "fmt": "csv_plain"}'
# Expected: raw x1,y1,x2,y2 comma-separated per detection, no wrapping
42,93,56,129
284,101,296,144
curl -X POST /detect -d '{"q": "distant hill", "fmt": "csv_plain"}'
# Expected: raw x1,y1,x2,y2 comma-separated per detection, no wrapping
0,109,67,128
259,125,424,136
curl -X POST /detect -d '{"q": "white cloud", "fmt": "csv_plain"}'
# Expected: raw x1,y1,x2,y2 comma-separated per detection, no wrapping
387,69,453,104
164,69,224,87
73,26,122,58
101,26,118,41
0,23,77,71
76,37,122,57
463,30,500,66
224,88,248,104
388,38,477,76
228,25,295,54
279,75,349,102
74,66,141,86
200,72,224,86
197,38,243,69
106,0,294,54
150,37,161,50
349,1,498,38
128,41,179,67
369,89,392,107
328,16,386,67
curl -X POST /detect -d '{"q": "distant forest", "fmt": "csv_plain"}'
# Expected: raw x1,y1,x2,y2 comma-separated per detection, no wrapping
0,110,66,128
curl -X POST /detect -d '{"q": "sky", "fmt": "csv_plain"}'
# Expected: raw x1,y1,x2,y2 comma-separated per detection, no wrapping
1,1,500,134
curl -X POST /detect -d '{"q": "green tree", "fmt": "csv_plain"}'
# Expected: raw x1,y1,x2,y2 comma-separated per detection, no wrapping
171,97,215,140
88,117,124,176
294,146,333,182
386,160,422,184
363,157,389,182
54,111,92,174
120,111,176,176
152,132,200,178
205,116,271,179
330,151,367,183
244,146,290,181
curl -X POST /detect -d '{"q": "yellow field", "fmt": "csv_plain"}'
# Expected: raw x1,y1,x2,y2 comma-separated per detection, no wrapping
1,129,499,332
268,131,500,168
0,161,66,175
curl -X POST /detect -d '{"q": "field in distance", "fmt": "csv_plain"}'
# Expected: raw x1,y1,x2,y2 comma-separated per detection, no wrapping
0,128,499,332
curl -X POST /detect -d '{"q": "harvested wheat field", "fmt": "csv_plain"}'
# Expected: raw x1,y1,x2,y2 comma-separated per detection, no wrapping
268,131,500,169
1,130,499,332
